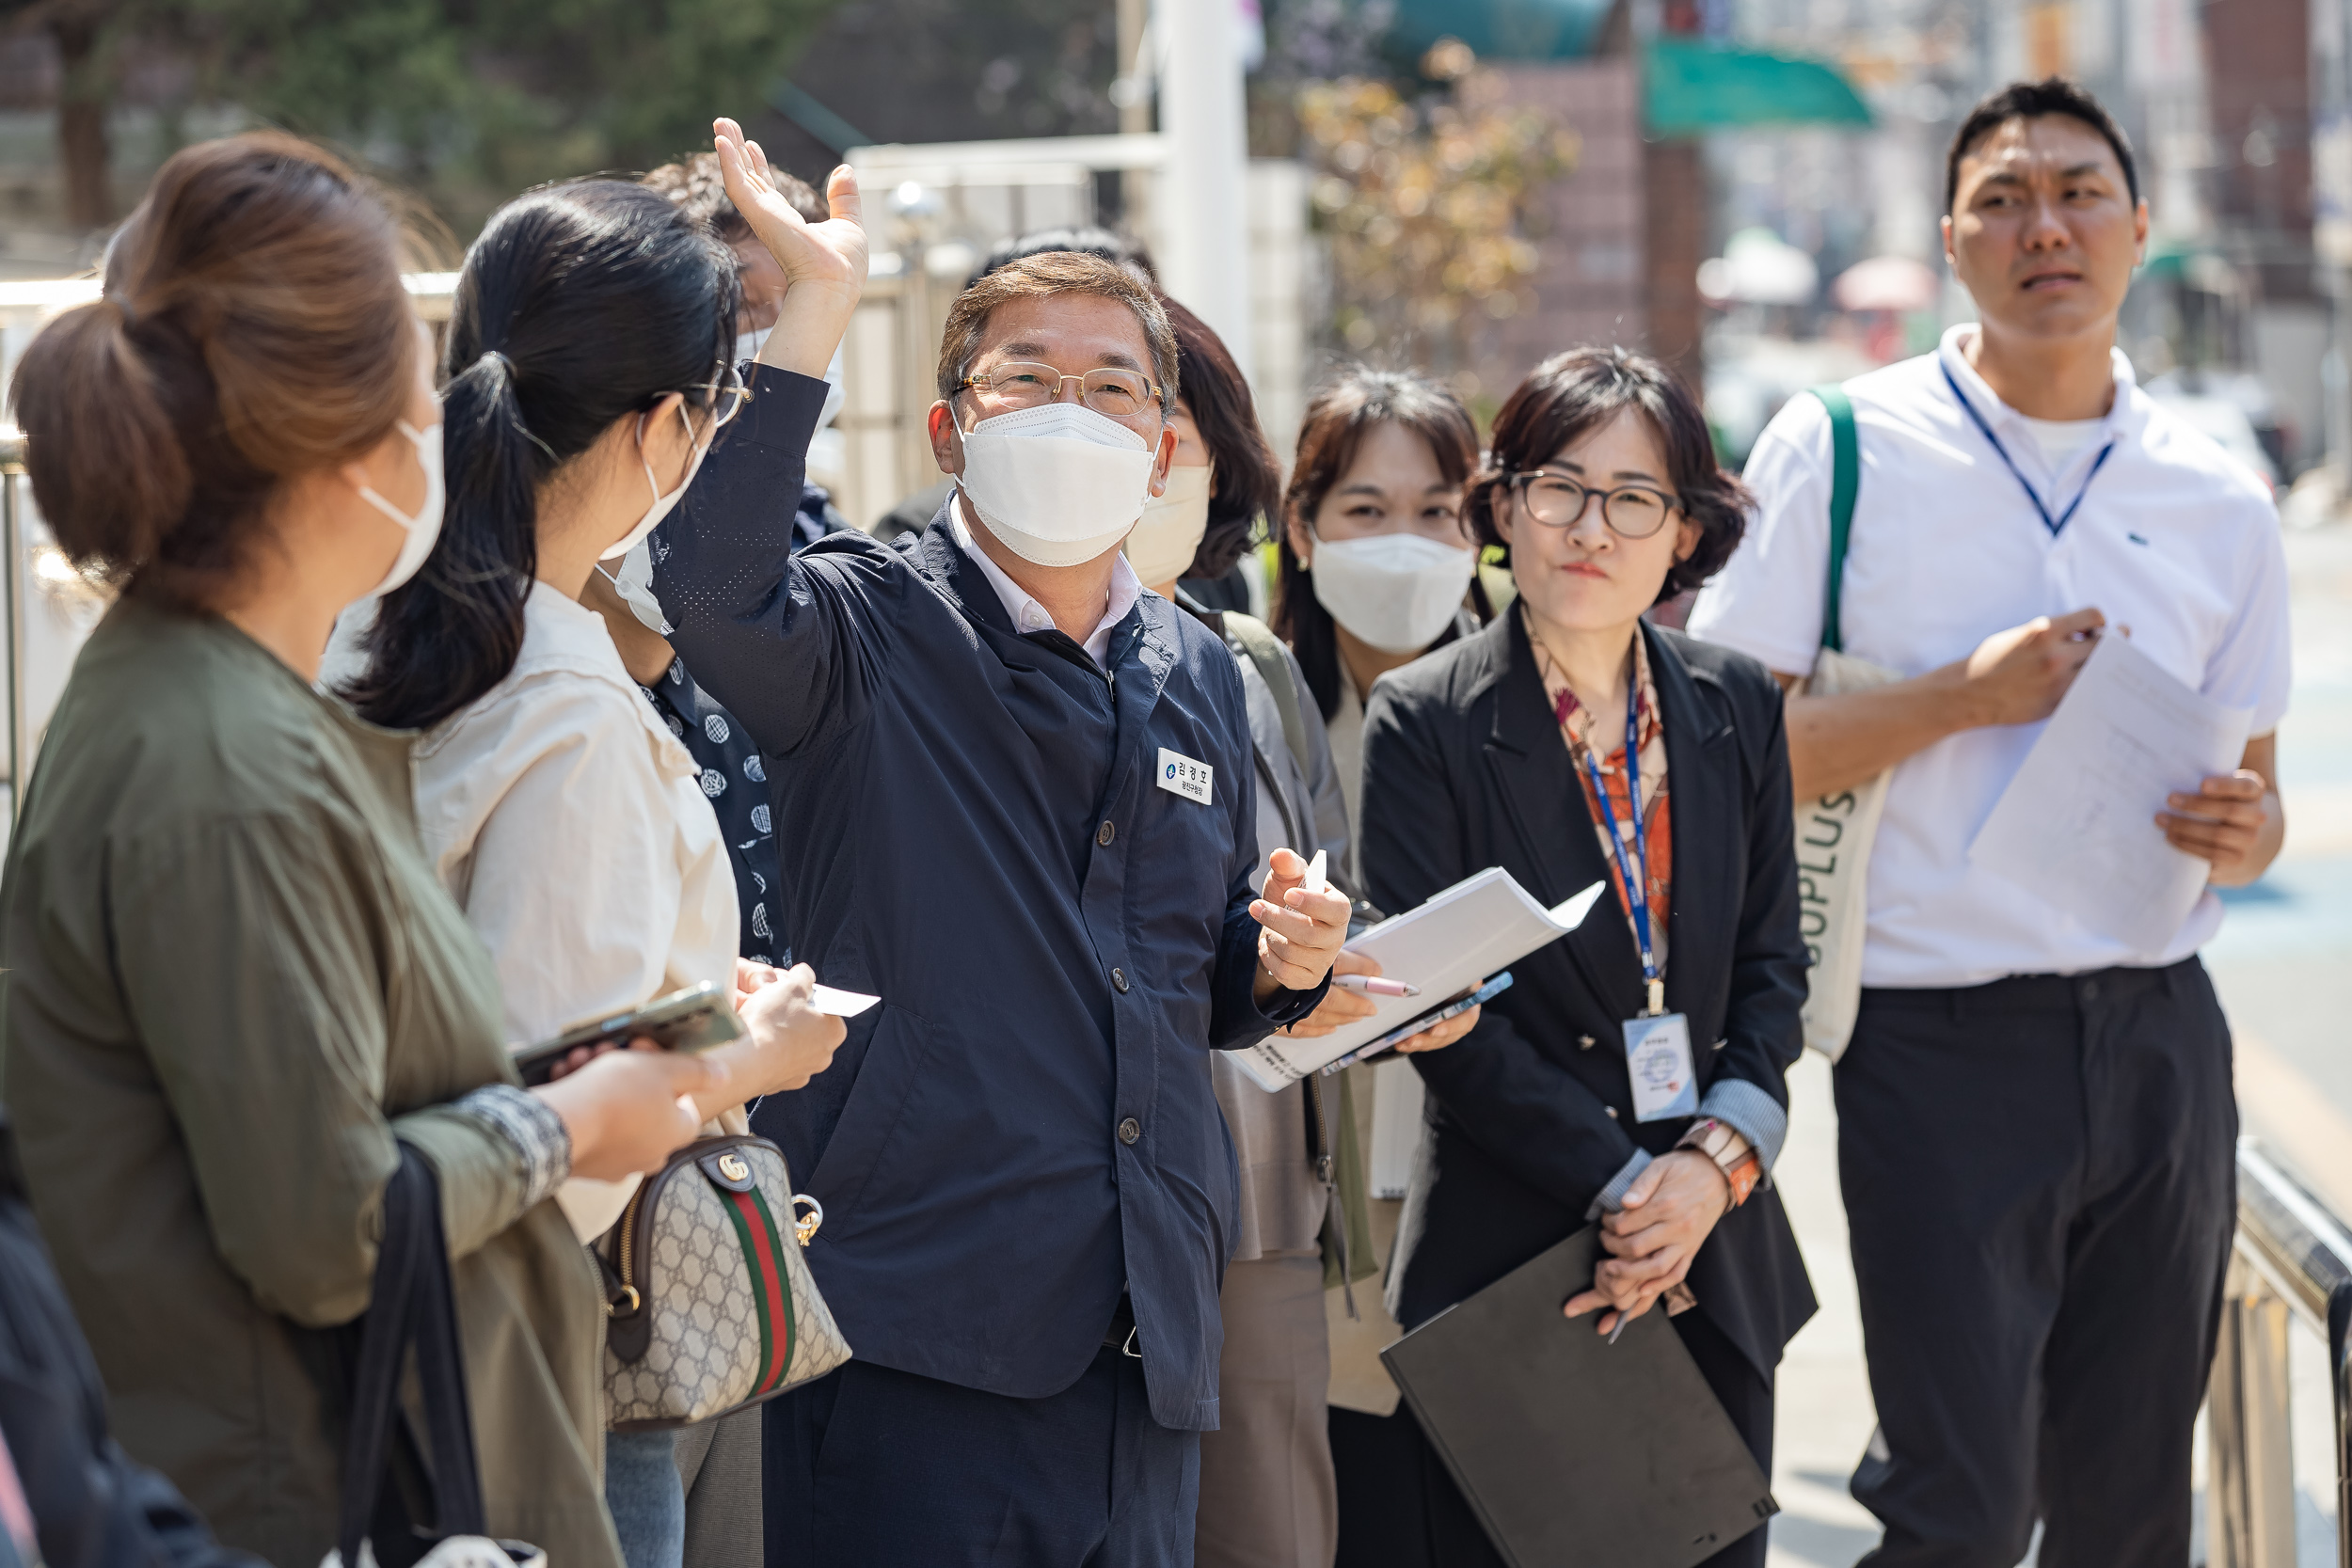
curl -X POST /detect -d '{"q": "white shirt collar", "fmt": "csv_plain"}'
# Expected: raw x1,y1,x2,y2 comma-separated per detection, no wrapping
949,494,1144,669
1935,322,2141,445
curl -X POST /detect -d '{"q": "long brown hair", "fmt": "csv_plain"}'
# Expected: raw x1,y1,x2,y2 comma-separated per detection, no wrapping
8,132,416,607
1273,365,1483,720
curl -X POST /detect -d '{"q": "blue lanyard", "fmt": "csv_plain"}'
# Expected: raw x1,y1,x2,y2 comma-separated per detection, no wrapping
1582,676,1663,1016
1939,360,2117,537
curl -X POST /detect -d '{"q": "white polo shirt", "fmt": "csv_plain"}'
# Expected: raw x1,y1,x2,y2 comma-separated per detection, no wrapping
1688,324,2292,989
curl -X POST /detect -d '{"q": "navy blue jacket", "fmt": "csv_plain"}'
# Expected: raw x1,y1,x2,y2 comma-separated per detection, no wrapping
655,368,1322,1431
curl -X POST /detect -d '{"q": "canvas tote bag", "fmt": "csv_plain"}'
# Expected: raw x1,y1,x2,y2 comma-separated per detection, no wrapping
1795,386,1900,1061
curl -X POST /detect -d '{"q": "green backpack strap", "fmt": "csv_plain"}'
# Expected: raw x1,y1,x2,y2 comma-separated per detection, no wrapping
1806,384,1859,655
1222,611,1312,778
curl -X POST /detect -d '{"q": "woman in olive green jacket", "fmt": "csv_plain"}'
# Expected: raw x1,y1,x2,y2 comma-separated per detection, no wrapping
0,133,722,1568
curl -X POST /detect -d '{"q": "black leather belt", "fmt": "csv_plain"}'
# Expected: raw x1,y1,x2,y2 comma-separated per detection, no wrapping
1102,1293,1140,1358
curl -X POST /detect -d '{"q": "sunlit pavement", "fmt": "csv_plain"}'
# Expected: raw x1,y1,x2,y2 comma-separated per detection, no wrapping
1764,524,2352,1566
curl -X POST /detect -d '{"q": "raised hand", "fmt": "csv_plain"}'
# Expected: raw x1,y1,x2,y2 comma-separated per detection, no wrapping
712,117,866,378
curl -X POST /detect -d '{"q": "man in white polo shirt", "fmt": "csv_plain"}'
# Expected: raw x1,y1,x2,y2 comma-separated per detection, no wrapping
1691,78,2289,1566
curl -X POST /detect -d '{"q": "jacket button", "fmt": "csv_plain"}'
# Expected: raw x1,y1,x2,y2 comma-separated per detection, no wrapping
1111,967,1130,993
1604,1106,1618,1119
1097,819,1116,847
1119,1117,1141,1145
1579,1035,1597,1051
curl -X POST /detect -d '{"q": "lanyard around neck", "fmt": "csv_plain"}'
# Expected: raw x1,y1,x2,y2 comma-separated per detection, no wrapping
1581,675,1663,1016
1939,359,2117,538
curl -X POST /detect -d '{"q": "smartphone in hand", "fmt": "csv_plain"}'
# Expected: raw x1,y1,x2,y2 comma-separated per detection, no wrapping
509,982,744,1087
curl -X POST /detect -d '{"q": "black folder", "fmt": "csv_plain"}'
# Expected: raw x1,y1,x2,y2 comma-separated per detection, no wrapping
1379,1226,1776,1568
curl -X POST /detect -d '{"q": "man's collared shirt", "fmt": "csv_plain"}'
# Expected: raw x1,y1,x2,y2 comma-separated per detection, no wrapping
950,494,1144,669
1690,323,2292,989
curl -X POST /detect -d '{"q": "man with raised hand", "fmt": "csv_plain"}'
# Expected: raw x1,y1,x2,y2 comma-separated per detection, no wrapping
1690,80,2289,1566
656,120,1348,1567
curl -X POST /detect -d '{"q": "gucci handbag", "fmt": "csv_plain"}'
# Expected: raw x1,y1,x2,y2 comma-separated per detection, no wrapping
596,1132,851,1432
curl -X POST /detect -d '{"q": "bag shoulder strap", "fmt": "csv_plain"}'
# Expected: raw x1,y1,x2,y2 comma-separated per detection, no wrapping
1806,384,1859,655
1222,611,1312,778
336,1146,485,1568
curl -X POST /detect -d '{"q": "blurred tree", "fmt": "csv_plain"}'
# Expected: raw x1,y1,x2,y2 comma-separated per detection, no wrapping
1294,66,1576,374
1,0,134,227
1,0,849,233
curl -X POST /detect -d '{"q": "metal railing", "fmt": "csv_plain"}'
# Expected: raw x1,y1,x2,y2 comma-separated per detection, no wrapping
2211,1138,2352,1565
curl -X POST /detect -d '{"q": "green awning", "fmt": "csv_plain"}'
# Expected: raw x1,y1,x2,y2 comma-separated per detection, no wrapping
1390,0,1616,60
1643,39,1872,135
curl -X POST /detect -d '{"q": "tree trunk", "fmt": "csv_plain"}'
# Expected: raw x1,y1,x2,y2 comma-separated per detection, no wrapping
53,15,111,231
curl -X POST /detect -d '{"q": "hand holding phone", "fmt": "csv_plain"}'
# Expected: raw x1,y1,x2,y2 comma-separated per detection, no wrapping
511,983,743,1088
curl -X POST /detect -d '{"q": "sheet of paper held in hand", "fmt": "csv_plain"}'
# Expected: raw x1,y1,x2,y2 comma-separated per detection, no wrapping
1234,867,1606,1092
1970,633,2252,953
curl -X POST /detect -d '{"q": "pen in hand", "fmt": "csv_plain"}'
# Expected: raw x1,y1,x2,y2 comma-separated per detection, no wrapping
1331,974,1422,998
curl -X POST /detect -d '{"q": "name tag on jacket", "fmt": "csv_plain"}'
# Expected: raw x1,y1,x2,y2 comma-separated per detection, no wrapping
1156,748,1214,805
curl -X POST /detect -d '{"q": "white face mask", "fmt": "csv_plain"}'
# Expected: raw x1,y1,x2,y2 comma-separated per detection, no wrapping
602,401,712,562
354,420,446,598
733,336,845,431
1308,531,1479,655
956,401,1159,567
1123,463,1213,587
819,342,846,430
601,542,671,634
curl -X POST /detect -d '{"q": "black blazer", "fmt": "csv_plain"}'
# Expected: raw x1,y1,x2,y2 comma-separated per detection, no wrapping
1359,611,1817,1382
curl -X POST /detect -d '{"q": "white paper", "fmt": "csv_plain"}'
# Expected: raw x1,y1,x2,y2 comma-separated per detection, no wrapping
1234,868,1607,1091
810,984,880,1018
1970,634,2252,952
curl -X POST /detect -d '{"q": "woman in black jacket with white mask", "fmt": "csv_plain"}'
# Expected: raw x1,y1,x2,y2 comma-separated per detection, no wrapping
1350,348,1816,1568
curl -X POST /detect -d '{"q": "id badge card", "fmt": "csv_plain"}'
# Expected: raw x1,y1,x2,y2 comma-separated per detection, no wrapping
1623,1012,1698,1122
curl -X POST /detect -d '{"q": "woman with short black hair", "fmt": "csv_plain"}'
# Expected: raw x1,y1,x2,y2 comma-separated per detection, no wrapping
1349,347,1816,1568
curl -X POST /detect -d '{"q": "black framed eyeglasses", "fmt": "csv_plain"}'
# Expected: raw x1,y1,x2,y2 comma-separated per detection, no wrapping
959,361,1165,420
1509,469,1680,539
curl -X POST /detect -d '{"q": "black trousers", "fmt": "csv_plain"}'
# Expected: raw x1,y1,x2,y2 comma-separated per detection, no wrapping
1836,958,2236,1568
1331,1306,1774,1568
760,1345,1200,1568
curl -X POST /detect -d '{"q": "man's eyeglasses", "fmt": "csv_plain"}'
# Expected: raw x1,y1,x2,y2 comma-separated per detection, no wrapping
691,361,752,431
959,361,1164,420
1508,469,1680,539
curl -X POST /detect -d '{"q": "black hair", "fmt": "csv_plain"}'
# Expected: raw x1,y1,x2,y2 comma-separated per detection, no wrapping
343,181,739,731
1468,346,1750,606
1155,293,1281,582
1946,78,2139,213
1273,365,1486,721
967,226,1158,291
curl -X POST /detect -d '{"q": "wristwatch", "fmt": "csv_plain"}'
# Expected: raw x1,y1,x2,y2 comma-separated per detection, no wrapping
1677,1117,1762,1208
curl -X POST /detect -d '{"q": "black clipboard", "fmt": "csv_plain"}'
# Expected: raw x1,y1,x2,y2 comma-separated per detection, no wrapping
1379,1226,1776,1568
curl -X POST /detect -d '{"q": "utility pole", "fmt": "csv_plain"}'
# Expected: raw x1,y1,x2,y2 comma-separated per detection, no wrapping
1117,0,1151,136
1159,0,1254,378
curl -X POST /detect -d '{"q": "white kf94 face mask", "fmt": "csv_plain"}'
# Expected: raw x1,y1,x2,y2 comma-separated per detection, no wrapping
354,420,446,598
1123,463,1214,587
602,401,712,562
956,401,1159,567
1308,531,1479,655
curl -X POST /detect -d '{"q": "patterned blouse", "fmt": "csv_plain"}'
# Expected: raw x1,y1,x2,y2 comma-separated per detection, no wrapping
1527,610,1673,974
638,656,787,967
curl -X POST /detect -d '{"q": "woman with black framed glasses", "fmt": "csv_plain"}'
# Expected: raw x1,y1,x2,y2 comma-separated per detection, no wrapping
1346,348,1816,1567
